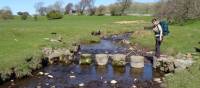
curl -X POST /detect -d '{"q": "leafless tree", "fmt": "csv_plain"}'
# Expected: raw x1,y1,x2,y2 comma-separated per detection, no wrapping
95,5,106,16
88,0,96,15
34,2,47,16
65,3,73,14
155,0,200,23
117,0,132,15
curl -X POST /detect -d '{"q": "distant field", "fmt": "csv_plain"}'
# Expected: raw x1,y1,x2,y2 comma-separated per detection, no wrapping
0,16,150,74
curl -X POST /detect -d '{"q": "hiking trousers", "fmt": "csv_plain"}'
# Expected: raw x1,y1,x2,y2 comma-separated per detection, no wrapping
155,37,162,58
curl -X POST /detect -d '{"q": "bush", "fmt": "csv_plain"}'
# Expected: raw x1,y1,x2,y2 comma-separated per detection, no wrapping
17,11,29,20
46,10,63,20
109,4,121,16
95,5,106,16
0,9,13,20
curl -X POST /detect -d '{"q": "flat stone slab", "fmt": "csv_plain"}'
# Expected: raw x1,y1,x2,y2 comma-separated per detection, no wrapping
80,54,92,65
130,56,144,68
95,54,109,66
110,54,126,66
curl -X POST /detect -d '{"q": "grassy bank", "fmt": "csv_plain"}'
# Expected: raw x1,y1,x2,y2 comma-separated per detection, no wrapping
130,20,200,88
0,16,199,87
0,16,150,80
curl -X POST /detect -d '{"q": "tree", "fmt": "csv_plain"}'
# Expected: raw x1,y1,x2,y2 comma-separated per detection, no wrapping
88,0,96,15
155,0,200,23
109,3,121,16
117,0,132,15
76,0,95,15
0,7,13,20
46,10,63,20
95,5,106,16
65,3,73,14
34,2,47,16
17,11,29,20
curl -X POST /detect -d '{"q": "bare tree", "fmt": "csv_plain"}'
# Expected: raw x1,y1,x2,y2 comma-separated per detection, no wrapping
117,0,132,15
65,3,73,14
34,2,47,16
95,5,106,16
88,0,96,15
53,1,63,11
155,0,200,23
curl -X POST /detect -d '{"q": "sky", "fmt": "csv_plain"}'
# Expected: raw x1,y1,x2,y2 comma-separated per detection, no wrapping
0,0,159,15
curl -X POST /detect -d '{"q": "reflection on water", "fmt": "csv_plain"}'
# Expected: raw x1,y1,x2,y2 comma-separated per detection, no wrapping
0,62,159,88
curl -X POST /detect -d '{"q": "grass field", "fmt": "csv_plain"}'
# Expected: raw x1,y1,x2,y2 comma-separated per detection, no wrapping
0,16,150,79
0,16,199,87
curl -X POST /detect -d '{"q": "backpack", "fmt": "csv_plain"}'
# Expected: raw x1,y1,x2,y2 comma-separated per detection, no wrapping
159,21,170,36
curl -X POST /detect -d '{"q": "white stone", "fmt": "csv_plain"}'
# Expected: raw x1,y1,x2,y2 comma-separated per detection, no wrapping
44,73,49,75
38,72,44,75
154,78,162,83
79,83,85,87
110,80,117,84
69,75,76,78
95,54,109,66
130,56,144,68
48,75,54,78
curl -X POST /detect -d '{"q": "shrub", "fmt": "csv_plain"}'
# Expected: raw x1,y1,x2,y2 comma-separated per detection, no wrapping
46,10,63,20
17,11,29,20
0,9,13,20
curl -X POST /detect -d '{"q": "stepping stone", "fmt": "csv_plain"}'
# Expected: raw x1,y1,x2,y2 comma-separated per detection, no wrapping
110,54,126,66
95,54,109,66
80,54,92,65
130,56,144,68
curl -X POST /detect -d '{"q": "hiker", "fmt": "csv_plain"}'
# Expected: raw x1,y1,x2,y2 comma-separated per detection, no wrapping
152,18,163,58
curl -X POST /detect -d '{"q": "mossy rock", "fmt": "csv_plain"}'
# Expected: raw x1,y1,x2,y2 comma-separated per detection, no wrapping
80,54,92,65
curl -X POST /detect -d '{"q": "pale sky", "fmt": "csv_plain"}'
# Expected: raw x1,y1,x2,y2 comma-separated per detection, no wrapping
0,0,159,15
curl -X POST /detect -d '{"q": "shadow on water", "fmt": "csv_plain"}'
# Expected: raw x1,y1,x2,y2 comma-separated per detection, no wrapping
0,33,163,88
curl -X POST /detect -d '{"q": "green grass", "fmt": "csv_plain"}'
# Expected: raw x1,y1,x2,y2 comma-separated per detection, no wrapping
130,19,200,88
131,20,200,56
0,16,200,87
0,16,150,79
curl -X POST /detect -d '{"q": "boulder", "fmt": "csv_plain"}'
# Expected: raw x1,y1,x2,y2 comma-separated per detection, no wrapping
174,59,193,70
130,56,144,68
42,48,72,64
80,54,92,65
110,54,126,66
95,54,109,66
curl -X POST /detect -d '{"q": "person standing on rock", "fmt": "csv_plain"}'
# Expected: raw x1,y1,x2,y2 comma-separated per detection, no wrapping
152,18,163,58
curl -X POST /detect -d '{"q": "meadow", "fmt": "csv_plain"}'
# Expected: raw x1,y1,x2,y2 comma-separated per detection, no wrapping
0,16,199,87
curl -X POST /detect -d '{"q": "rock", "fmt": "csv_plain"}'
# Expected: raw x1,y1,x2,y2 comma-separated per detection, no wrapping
69,75,76,78
121,39,131,44
110,80,117,84
48,75,54,78
36,86,42,88
176,53,186,60
95,54,109,66
44,73,49,75
38,72,44,75
154,78,162,83
174,59,193,70
50,86,56,88
111,54,126,66
131,84,137,88
79,83,85,87
80,54,92,65
130,56,144,68
42,48,72,64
